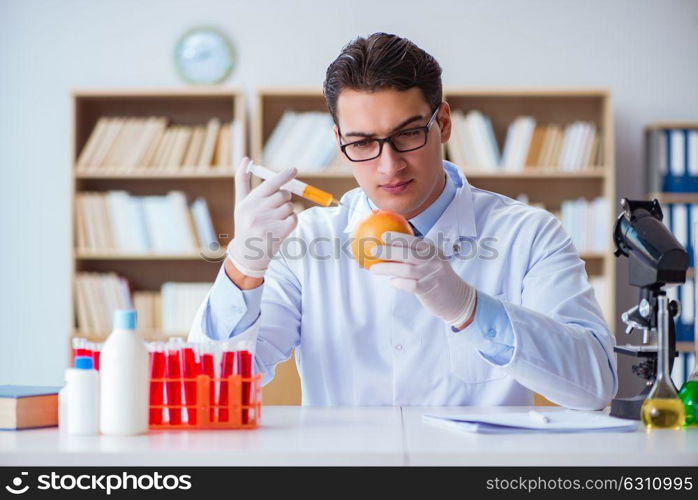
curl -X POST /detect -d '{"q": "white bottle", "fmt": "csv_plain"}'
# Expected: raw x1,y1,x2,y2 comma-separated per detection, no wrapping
99,309,149,435
65,355,99,435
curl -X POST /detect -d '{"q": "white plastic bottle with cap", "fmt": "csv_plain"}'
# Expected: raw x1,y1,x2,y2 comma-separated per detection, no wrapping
99,309,149,435
64,356,99,435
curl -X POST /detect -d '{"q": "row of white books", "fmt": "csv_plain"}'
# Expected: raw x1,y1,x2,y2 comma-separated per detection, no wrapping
448,111,601,172
517,195,610,253
76,116,242,171
75,273,211,337
263,111,342,172
74,272,132,335
75,191,217,254
557,197,609,253
133,283,212,335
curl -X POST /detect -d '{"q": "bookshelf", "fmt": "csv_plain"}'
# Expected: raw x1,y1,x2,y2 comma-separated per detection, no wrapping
646,121,698,356
252,87,617,406
252,88,354,404
445,88,616,326
70,88,244,343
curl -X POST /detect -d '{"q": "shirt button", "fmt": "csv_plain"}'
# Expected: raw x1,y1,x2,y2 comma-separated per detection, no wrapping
487,328,496,338
453,243,460,253
395,344,403,351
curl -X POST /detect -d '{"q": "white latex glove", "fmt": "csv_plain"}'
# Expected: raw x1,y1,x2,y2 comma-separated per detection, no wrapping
227,157,298,278
369,231,478,328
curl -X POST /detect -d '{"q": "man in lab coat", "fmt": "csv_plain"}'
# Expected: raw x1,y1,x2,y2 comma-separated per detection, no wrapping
189,33,618,409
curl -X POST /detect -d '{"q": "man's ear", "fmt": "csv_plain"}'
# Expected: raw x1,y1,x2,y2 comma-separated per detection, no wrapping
333,124,340,148
438,101,452,144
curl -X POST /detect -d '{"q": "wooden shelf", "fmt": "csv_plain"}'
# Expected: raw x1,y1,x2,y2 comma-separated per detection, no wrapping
293,168,607,180
648,192,698,204
646,124,696,355
645,121,698,130
76,168,235,179
253,87,617,406
71,88,245,356
73,329,188,342
677,341,697,354
465,169,606,179
75,251,214,261
580,252,607,260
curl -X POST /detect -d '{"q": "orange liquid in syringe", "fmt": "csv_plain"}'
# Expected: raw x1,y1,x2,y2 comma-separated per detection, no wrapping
301,184,340,207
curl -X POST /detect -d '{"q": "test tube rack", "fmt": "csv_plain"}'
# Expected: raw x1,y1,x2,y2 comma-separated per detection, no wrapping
149,373,262,430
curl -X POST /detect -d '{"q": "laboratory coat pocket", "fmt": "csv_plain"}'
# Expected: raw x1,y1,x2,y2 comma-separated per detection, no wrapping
447,293,509,385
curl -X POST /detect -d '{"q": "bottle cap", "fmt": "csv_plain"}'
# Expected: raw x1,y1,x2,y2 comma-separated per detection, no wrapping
74,356,94,370
113,309,137,330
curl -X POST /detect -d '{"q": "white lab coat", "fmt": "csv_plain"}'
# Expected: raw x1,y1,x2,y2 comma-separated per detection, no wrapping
189,162,618,410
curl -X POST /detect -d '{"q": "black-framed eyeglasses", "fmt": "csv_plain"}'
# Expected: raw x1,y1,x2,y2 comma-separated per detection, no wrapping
339,105,441,162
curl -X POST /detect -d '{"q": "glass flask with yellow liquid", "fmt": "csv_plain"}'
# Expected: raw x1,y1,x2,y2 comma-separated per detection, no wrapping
640,295,685,430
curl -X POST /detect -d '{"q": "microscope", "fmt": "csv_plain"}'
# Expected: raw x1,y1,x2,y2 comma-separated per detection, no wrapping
611,198,689,420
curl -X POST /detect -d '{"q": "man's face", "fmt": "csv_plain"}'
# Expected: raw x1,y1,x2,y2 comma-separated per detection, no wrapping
333,87,452,219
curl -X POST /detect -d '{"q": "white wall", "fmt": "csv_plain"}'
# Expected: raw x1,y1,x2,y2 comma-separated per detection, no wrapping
1,0,697,395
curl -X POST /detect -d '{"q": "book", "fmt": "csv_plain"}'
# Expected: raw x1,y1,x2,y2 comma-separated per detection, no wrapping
75,272,133,335
182,125,206,167
167,126,193,169
525,126,546,168
161,282,212,334
90,118,125,168
0,386,60,430
76,117,108,168
138,118,168,168
197,118,222,168
191,197,218,250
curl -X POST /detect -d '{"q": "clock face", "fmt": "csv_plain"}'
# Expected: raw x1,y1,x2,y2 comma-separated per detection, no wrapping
174,28,235,84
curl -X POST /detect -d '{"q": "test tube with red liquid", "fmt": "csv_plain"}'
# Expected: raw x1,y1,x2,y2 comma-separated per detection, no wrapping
148,342,166,425
91,342,101,371
181,342,198,425
237,350,252,424
72,338,90,366
165,339,183,425
200,344,215,422
218,343,237,422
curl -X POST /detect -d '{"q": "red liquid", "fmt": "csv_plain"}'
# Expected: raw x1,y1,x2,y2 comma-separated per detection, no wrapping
92,350,101,371
218,351,237,422
181,347,198,425
201,353,215,422
166,350,183,425
149,350,165,425
237,351,252,424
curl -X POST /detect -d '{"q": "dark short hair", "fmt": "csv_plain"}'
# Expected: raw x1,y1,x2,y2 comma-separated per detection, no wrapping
323,33,443,125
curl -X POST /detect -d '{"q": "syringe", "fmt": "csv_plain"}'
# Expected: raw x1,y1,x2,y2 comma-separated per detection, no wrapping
246,161,342,207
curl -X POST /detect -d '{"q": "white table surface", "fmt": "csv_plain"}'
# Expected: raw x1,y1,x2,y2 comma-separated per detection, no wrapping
403,407,698,466
1,406,697,466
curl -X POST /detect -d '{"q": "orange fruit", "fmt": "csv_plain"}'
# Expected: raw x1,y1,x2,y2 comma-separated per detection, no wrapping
351,209,414,269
